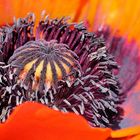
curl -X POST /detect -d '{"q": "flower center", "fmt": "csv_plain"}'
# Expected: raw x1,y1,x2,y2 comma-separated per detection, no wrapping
8,39,81,92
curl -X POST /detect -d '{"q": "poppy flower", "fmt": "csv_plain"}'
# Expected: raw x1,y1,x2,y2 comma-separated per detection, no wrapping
0,0,140,140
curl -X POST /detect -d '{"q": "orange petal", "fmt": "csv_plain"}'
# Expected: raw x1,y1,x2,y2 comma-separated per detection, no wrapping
0,0,89,25
1,0,140,42
130,134,140,140
133,80,140,93
111,125,140,139
0,102,111,140
90,0,140,41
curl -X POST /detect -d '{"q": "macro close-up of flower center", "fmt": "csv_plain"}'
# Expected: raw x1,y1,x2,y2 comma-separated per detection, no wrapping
0,12,121,127
0,1,140,140
9,39,81,91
